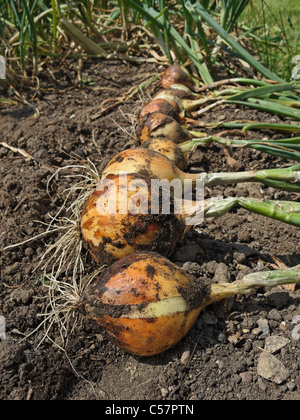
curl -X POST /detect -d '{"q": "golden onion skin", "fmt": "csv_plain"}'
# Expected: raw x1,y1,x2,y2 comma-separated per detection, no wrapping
85,252,207,356
81,175,185,265
137,112,193,144
162,63,195,91
101,148,186,182
141,138,187,170
154,87,195,101
139,98,179,123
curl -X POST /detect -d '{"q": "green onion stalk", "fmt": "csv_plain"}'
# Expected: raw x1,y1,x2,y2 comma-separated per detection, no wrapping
193,121,300,135
210,265,300,302
202,197,300,228
203,164,300,193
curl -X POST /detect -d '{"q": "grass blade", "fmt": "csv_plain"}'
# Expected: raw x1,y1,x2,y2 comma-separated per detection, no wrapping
188,1,285,82
122,0,213,84
227,98,300,121
227,82,300,101
61,19,108,57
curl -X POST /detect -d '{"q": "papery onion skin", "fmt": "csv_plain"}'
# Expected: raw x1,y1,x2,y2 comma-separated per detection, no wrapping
84,252,209,356
81,175,185,265
137,112,193,144
155,87,195,101
139,98,180,122
162,63,195,91
101,148,188,183
141,138,187,170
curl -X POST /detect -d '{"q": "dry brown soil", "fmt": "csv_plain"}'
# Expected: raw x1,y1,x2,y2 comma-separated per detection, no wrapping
0,59,299,400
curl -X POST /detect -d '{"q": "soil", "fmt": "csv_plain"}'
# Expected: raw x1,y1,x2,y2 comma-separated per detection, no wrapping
0,59,299,401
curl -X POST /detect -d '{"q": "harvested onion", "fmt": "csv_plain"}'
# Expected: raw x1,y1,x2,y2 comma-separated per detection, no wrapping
141,138,188,170
80,174,187,265
161,63,196,91
136,112,195,144
139,98,181,122
84,252,300,356
100,148,200,189
154,89,206,113
84,252,203,356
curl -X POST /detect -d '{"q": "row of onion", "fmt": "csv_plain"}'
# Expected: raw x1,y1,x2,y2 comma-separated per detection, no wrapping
78,64,300,356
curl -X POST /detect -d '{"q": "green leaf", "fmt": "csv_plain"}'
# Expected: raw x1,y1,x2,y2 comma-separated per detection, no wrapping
227,97,300,121
227,82,300,101
121,0,213,84
187,1,285,82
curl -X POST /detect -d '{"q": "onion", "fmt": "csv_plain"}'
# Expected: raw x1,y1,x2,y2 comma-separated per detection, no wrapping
136,112,194,144
84,252,203,356
154,89,206,113
167,83,196,95
139,98,181,122
161,63,196,91
141,138,188,170
100,148,200,188
84,252,300,356
80,174,187,265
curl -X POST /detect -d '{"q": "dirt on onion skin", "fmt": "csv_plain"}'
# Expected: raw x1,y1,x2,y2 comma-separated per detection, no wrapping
0,58,300,401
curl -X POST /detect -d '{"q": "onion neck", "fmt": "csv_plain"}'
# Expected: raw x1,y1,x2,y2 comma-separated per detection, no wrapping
209,265,300,303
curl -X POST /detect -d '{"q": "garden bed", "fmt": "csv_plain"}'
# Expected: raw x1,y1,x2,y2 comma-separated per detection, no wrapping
0,59,299,400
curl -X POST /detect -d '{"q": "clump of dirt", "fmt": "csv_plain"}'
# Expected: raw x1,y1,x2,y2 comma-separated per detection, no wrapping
0,59,299,400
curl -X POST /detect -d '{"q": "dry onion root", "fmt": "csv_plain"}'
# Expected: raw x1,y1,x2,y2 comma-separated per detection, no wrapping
83,252,300,356
80,174,189,265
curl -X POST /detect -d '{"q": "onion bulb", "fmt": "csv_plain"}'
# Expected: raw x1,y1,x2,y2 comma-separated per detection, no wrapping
139,98,181,122
80,174,187,265
84,252,203,356
141,138,188,170
154,89,207,113
84,252,300,356
161,63,196,91
155,85,196,102
100,148,200,188
136,112,194,144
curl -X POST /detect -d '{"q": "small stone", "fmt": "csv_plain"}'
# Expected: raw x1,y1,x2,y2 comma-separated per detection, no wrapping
161,388,168,397
239,372,253,383
257,351,289,384
264,335,290,354
212,263,229,283
232,374,242,384
279,322,287,331
206,261,218,275
257,319,270,338
287,381,296,391
291,324,300,341
244,341,252,352
258,378,268,392
252,328,262,336
182,262,201,275
181,348,191,366
268,309,282,322
292,315,300,324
